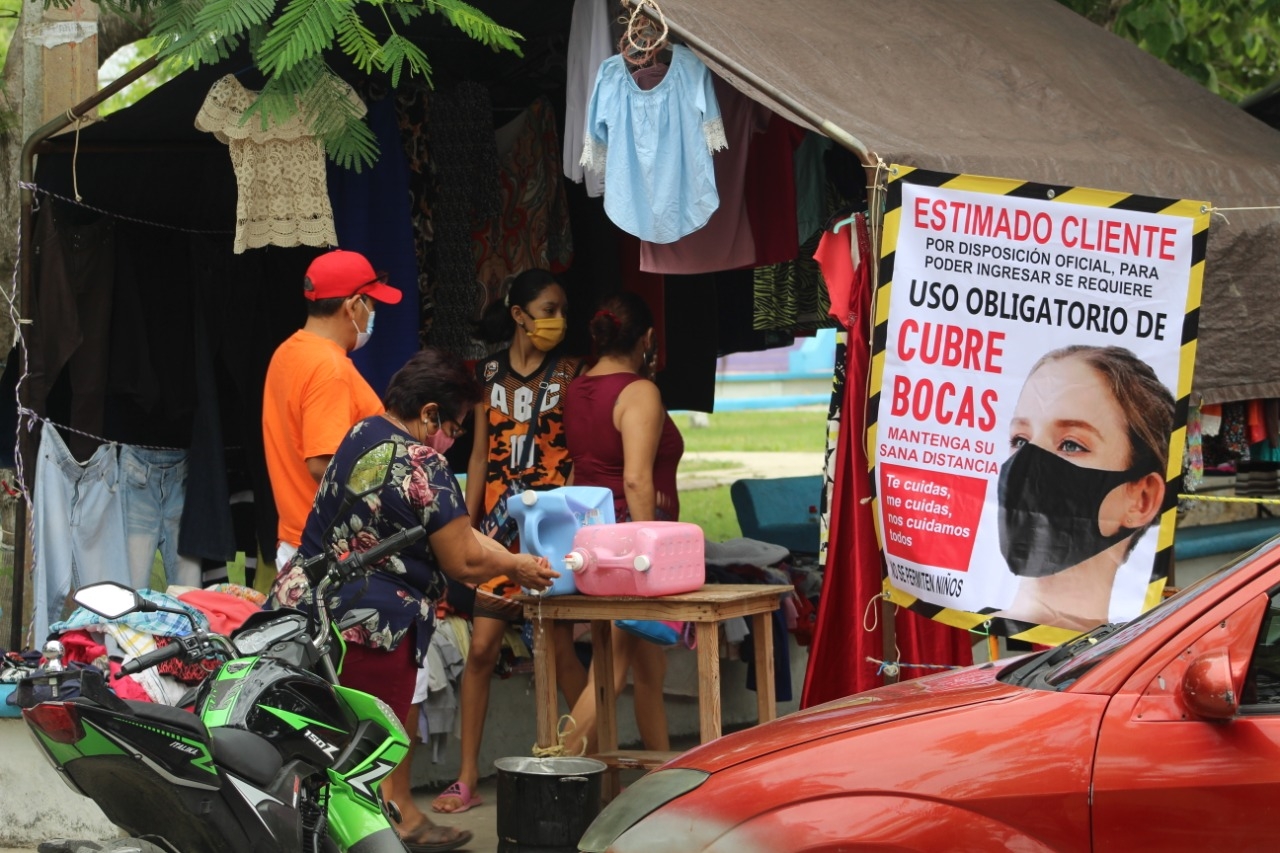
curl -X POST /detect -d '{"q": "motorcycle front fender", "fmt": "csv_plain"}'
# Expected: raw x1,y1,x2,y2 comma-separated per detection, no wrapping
325,786,403,853
325,684,409,852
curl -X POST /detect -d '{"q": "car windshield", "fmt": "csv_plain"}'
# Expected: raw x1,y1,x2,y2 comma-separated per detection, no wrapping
1000,540,1280,691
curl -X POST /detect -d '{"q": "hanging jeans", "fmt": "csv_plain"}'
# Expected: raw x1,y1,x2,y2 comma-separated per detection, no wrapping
120,445,200,590
31,424,129,645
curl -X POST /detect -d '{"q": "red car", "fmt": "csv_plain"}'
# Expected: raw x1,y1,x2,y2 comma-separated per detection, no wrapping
580,542,1280,852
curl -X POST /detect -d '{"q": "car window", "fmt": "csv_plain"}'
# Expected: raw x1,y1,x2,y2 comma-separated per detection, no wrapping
1001,539,1280,691
1241,589,1280,711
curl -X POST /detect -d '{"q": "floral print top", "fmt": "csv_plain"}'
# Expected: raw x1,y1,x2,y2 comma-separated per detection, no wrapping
269,416,467,666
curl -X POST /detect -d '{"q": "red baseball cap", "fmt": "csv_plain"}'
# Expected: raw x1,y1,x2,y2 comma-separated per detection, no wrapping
302,249,403,304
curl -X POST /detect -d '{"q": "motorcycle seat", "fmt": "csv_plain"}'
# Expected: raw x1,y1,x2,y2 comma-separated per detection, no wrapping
211,725,284,787
122,698,209,741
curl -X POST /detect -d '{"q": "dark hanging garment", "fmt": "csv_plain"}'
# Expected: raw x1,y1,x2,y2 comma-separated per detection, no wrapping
802,226,972,706
328,95,422,398
29,200,117,461
424,83,502,360
179,294,236,562
654,272,718,413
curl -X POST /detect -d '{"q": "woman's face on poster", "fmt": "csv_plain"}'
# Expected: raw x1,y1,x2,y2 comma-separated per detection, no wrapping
1008,356,1131,473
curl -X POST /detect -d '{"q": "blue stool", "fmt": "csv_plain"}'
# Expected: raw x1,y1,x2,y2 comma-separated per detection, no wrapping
730,475,823,554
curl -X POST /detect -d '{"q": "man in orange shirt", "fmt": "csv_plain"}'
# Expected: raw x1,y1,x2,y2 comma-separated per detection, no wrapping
263,249,402,571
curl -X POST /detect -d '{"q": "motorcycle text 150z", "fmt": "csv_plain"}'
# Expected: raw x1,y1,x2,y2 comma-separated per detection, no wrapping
20,439,423,853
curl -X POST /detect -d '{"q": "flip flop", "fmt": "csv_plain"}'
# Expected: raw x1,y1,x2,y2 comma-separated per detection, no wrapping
399,822,473,853
431,780,484,815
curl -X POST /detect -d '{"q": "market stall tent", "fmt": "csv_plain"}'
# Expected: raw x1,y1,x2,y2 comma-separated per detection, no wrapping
654,0,1280,404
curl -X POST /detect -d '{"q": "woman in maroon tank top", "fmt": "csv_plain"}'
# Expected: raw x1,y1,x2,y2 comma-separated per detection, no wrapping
562,291,685,754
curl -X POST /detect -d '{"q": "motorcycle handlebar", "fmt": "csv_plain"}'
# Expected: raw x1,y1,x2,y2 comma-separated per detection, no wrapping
118,640,185,677
340,526,427,577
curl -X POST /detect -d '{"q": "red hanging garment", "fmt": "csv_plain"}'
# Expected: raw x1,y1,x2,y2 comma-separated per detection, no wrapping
802,220,971,707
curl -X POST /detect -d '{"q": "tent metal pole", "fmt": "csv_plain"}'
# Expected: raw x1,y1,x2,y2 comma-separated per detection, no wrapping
11,52,163,651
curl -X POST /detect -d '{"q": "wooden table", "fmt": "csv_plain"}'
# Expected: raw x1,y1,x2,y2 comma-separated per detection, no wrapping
520,584,790,793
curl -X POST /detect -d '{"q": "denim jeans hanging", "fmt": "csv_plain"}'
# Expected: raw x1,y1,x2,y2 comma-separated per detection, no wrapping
120,445,200,589
31,424,129,645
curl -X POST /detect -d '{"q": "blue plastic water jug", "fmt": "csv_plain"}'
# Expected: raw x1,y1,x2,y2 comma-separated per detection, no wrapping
508,486,615,595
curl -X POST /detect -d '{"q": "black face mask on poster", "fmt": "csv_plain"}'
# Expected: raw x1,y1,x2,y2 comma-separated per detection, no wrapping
997,442,1146,578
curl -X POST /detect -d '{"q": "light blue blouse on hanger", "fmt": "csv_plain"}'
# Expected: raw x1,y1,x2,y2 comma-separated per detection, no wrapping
581,44,727,244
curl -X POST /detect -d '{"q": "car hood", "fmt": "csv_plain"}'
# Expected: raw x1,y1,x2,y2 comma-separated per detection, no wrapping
671,660,1024,773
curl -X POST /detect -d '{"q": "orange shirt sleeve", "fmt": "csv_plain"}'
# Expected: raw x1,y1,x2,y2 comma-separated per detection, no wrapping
299,354,382,461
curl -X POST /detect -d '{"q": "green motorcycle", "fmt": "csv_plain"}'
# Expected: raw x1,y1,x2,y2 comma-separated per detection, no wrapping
21,440,426,853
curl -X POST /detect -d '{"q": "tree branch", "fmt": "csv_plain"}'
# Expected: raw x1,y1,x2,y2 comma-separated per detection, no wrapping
98,9,152,63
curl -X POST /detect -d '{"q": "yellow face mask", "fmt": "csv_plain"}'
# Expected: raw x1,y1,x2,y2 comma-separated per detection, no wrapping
526,316,567,352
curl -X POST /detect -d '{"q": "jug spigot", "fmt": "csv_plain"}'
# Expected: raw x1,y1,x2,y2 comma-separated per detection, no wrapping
563,550,587,573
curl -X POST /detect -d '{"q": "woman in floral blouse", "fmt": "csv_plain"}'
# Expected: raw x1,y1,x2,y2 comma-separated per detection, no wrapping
271,347,557,852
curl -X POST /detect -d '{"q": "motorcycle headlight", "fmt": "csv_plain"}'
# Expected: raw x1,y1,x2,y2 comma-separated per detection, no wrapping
578,768,709,852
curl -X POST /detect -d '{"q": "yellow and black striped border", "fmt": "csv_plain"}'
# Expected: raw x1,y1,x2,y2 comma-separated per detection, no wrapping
869,165,1209,646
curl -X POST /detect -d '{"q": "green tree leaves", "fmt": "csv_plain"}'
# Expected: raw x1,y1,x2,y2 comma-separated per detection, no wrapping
256,0,344,77
58,0,524,170
425,0,521,55
1059,0,1280,102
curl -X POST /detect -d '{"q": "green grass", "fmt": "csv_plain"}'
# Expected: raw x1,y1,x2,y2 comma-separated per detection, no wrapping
673,408,827,542
676,408,826,453
680,486,741,543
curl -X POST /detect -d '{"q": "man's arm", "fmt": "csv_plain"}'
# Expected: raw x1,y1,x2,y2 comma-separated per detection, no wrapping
306,455,332,483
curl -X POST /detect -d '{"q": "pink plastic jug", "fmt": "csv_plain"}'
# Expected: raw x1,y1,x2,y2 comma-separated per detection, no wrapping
562,521,705,597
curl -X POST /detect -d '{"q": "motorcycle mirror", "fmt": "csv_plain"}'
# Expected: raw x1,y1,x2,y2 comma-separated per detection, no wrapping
346,439,397,499
73,581,143,620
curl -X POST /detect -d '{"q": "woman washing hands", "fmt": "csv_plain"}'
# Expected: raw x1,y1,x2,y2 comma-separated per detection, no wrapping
271,347,557,852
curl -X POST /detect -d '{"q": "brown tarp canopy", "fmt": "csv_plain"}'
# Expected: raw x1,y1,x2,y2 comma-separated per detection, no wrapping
658,0,1280,403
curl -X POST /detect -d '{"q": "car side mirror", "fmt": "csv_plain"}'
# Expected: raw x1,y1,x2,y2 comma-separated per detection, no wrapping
1181,650,1238,720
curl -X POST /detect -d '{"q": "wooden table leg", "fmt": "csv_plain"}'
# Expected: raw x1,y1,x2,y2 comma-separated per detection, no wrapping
591,620,619,799
751,611,777,726
533,616,558,750
695,621,721,743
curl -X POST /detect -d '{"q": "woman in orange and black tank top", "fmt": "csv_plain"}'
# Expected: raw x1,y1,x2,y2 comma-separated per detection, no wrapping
433,270,587,815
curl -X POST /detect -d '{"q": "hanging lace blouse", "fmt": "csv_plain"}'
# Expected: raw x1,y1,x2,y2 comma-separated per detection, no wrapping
196,75,365,254
580,44,727,243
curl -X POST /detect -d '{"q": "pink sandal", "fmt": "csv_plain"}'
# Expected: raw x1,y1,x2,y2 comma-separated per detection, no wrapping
431,780,483,814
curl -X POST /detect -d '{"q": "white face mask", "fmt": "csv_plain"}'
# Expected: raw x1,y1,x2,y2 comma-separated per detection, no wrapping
352,305,375,351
